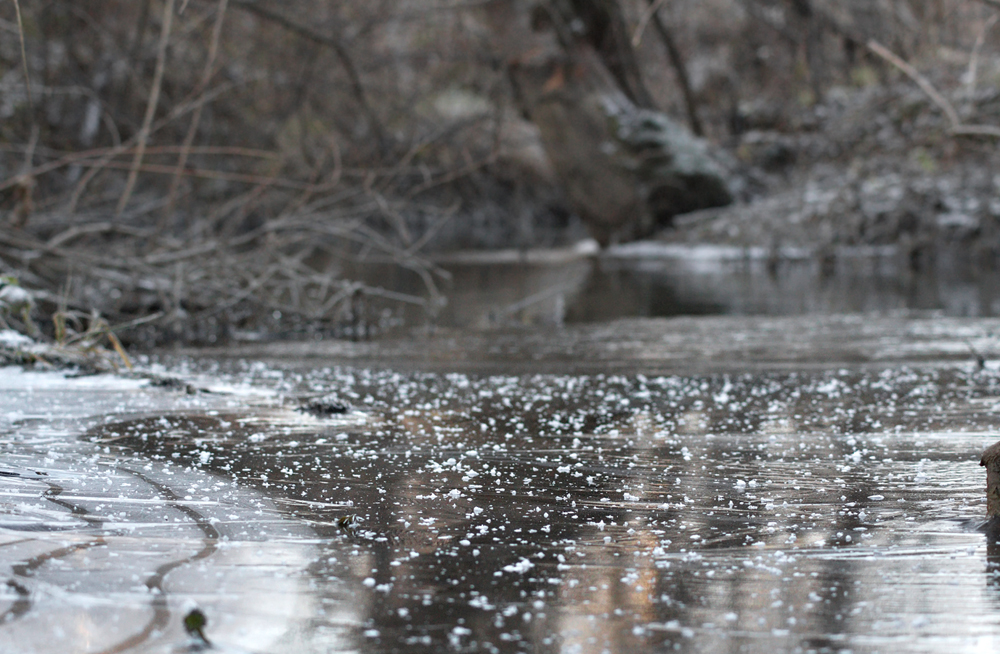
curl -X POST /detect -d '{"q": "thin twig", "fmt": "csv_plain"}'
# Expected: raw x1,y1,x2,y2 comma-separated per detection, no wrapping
405,200,460,255
11,0,32,113
116,0,177,217
648,1,704,136
279,140,332,218
164,0,229,224
867,39,1000,139
68,79,239,212
47,222,155,248
0,144,278,194
966,14,999,99
229,0,387,150
631,0,667,47
866,39,960,127
951,124,1000,138
65,159,322,191
404,154,496,199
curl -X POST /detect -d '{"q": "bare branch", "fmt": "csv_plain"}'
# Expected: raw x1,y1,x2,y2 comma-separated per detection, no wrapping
965,14,999,99
632,0,668,47
164,0,230,225
866,39,960,127
65,80,239,212
951,124,1000,138
229,0,387,151
12,0,32,113
866,39,1000,139
116,0,177,217
646,1,704,136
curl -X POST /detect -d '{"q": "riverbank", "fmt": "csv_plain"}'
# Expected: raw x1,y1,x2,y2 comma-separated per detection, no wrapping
658,81,1000,270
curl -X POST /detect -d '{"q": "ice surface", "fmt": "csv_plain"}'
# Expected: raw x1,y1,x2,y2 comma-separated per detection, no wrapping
5,315,1000,653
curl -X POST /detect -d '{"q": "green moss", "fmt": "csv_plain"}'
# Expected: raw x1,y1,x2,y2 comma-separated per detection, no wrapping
909,146,936,173
850,65,880,88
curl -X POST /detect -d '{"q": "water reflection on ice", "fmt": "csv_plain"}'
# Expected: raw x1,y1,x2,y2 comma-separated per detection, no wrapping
75,359,1000,653
353,242,1000,331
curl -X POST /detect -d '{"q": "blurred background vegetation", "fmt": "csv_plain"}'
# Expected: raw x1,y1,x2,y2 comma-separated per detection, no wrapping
1,0,998,344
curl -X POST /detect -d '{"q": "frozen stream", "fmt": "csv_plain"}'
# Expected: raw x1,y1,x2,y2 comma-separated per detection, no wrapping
0,369,338,653
5,314,1000,653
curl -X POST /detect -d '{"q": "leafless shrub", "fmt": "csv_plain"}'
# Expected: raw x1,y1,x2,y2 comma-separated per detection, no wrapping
0,0,509,343
2,0,1000,344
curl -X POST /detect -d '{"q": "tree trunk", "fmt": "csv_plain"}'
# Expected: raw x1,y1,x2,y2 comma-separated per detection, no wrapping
487,0,734,246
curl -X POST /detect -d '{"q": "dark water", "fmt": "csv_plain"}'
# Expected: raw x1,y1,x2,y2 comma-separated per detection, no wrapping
11,355,993,654
5,264,1000,653
357,243,1000,331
